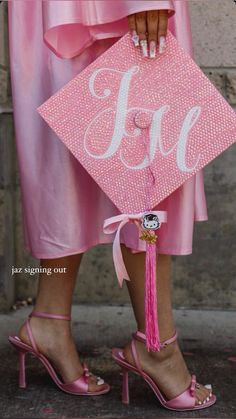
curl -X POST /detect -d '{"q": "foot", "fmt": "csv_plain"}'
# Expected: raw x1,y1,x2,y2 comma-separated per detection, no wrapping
18,317,109,393
122,337,212,406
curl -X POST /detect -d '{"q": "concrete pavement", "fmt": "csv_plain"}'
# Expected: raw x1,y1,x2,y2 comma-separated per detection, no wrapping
0,305,235,418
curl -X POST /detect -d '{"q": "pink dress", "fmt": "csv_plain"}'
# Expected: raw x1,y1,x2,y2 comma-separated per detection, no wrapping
8,0,208,259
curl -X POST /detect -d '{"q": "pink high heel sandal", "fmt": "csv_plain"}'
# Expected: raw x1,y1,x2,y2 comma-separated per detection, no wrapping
8,310,110,395
112,330,216,411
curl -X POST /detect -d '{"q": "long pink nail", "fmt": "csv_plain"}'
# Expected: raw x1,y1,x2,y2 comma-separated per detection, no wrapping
159,36,166,54
131,30,139,47
149,41,156,58
140,40,148,57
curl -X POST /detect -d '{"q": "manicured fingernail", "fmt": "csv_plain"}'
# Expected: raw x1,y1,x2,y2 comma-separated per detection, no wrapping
131,30,139,47
149,40,156,58
159,36,166,53
140,39,148,57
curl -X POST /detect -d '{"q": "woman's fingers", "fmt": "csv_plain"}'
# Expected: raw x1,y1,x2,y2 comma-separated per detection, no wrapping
128,10,169,58
127,14,139,47
127,13,136,32
135,11,147,40
147,10,159,42
157,10,168,53
135,12,148,57
147,10,159,58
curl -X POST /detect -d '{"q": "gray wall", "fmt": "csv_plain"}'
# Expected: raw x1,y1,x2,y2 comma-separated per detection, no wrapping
0,2,16,311
0,0,236,312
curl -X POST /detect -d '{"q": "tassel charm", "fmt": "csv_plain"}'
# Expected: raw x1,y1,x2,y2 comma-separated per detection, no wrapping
140,213,161,352
139,230,157,244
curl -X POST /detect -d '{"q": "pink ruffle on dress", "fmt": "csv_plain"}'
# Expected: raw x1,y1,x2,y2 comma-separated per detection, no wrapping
8,0,208,259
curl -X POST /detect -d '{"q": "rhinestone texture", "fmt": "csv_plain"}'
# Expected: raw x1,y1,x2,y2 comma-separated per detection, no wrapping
38,30,236,214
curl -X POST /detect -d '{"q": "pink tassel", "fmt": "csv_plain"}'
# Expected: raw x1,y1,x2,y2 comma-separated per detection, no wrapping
145,241,161,352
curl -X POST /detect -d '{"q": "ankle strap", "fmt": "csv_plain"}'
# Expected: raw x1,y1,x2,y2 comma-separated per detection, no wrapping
132,329,178,349
29,311,71,321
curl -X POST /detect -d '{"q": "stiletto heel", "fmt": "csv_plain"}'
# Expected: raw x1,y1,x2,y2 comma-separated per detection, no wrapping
19,350,26,388
122,367,130,404
112,330,217,412
8,310,110,395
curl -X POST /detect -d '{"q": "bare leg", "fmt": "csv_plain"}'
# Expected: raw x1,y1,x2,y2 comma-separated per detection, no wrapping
121,245,211,405
18,254,108,392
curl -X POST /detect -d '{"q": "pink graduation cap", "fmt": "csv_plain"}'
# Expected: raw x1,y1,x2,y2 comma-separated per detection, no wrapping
38,30,236,352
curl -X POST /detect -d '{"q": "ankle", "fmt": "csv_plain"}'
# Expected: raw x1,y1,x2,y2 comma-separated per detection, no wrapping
137,323,176,342
21,316,71,338
34,316,70,330
150,339,179,360
135,337,178,362
32,307,71,318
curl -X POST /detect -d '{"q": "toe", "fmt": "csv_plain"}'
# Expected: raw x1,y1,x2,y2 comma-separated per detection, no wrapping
195,388,206,405
194,393,201,406
195,384,212,405
87,373,109,393
204,384,213,398
199,383,212,400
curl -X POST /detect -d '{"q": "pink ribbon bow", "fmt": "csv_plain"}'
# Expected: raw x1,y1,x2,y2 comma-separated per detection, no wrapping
103,211,167,288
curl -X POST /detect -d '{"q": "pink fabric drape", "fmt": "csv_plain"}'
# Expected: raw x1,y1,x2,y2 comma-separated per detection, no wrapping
8,0,208,259
43,1,175,58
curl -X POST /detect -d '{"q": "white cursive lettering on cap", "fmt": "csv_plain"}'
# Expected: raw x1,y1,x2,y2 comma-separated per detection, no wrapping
83,66,201,173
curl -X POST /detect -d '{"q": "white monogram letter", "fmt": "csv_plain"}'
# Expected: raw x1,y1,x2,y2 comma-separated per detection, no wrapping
177,106,201,172
84,66,139,159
